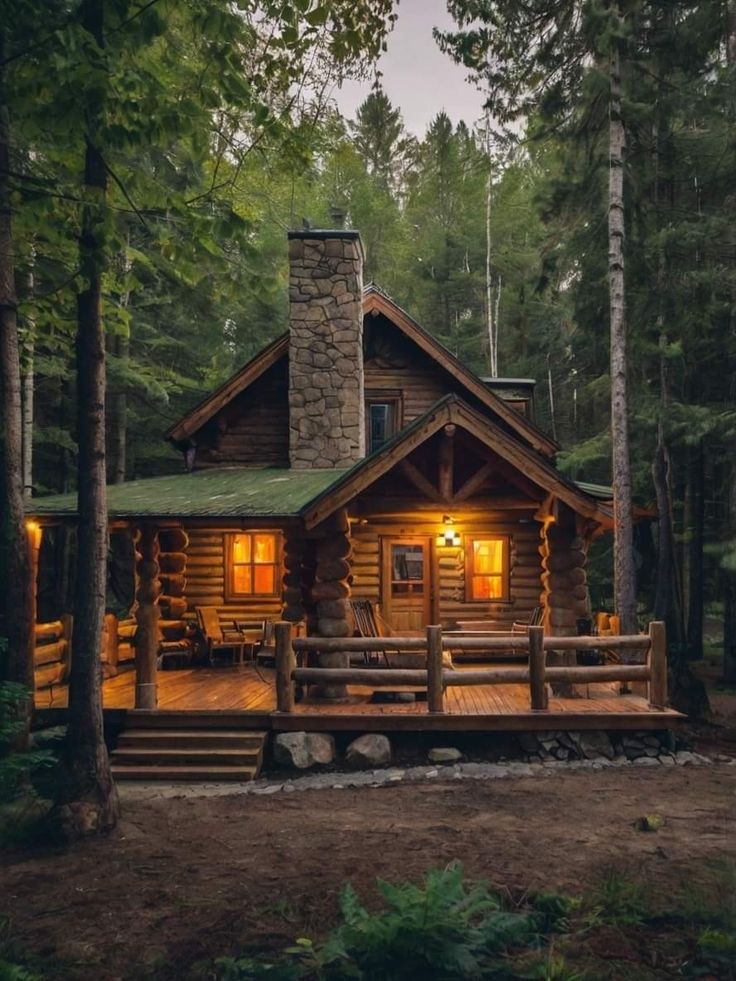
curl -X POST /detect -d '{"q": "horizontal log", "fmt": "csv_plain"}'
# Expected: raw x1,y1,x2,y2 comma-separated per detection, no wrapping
35,662,64,689
545,664,650,683
444,668,529,685
117,642,135,662
186,594,225,606
294,667,427,686
35,620,63,641
34,639,67,666
186,548,223,561
444,636,530,651
294,636,427,652
544,634,649,651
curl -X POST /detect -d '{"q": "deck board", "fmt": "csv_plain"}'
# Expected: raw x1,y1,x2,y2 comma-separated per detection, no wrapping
35,662,683,731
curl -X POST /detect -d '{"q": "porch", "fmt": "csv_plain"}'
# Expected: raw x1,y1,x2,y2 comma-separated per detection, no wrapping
34,660,683,732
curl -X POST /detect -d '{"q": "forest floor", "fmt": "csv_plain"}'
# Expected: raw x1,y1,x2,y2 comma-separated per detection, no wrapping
1,672,735,980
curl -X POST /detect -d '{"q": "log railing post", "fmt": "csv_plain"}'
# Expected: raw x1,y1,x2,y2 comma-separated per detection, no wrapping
426,624,444,713
529,625,548,710
647,620,667,709
275,620,296,713
134,523,160,709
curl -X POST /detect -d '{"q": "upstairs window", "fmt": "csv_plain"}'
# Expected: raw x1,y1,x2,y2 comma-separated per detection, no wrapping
226,532,280,599
465,536,509,602
366,393,402,454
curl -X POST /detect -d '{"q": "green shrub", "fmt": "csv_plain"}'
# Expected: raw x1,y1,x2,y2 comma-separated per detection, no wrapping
0,682,56,845
219,864,541,980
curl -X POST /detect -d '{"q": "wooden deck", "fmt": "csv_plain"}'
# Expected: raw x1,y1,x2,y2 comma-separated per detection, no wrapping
35,663,684,732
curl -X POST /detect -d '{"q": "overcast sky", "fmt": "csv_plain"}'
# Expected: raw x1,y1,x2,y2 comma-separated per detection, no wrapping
332,0,486,137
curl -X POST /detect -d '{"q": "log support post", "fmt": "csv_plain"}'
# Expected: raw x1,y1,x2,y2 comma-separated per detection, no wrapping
282,528,309,626
275,620,296,712
311,507,352,701
134,523,160,709
26,521,42,694
438,424,455,502
528,625,548,710
539,503,590,696
426,624,444,713
647,620,667,709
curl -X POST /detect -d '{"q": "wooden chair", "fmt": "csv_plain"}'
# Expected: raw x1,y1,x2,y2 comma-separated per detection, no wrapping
350,599,398,665
252,619,276,665
196,607,246,666
349,599,454,671
511,605,545,635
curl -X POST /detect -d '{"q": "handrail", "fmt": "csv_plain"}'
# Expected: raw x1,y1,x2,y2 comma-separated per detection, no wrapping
275,621,668,716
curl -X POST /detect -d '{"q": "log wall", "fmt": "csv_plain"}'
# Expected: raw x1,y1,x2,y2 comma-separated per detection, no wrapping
194,359,289,469
350,511,543,627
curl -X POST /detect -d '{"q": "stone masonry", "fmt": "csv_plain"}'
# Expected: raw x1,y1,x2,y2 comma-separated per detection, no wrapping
288,229,366,469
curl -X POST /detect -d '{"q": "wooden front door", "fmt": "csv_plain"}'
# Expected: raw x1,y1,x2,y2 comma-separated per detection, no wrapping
381,537,433,633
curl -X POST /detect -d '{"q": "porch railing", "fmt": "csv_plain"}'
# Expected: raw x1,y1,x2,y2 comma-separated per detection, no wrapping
274,621,667,715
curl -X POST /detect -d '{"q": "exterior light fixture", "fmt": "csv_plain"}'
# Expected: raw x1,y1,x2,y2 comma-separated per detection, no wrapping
438,514,461,548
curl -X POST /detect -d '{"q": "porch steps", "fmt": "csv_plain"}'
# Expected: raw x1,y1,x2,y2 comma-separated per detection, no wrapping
111,716,267,781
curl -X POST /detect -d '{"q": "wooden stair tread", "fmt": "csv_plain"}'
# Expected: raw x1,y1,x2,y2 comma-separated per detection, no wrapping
111,764,258,781
112,747,262,761
120,729,267,739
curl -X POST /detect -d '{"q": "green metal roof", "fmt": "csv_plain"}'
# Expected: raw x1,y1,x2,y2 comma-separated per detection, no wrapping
30,467,349,519
574,480,613,500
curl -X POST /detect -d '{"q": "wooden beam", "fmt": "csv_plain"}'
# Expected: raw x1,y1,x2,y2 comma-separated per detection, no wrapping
438,428,454,502
275,621,296,713
648,620,667,709
528,625,547,710
452,460,494,503
399,459,443,503
134,524,160,709
427,624,444,713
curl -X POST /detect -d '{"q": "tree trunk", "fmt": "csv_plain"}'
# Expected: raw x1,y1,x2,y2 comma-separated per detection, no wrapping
608,30,637,636
684,441,704,659
484,115,496,376
21,261,34,502
108,243,131,484
0,31,34,715
723,0,736,684
58,0,119,838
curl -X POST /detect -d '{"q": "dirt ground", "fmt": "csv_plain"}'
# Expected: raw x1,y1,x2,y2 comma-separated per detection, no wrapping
1,762,735,980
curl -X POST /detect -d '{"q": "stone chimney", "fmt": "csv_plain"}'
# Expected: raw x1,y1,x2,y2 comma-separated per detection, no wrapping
288,229,365,469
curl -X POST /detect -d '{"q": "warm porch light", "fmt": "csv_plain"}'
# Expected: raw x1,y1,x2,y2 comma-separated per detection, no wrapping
438,514,461,548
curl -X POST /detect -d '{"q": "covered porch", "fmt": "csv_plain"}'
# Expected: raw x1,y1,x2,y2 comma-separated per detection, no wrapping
34,657,683,732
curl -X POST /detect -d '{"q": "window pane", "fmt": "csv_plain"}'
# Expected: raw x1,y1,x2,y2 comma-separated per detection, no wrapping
473,539,504,575
253,533,276,564
472,575,503,600
232,534,251,564
233,565,252,594
392,545,423,581
369,402,393,452
254,565,275,595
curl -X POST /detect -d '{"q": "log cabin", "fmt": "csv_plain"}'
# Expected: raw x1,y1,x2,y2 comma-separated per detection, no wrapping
29,228,679,770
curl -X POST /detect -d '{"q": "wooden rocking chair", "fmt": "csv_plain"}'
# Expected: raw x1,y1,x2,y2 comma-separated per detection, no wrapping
196,607,246,666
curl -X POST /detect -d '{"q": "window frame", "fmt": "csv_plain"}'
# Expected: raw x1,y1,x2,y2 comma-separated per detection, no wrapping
224,530,282,601
365,390,403,454
464,535,510,603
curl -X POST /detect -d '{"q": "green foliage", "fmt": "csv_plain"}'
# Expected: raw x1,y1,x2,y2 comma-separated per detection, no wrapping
584,868,649,928
0,683,56,845
219,864,542,979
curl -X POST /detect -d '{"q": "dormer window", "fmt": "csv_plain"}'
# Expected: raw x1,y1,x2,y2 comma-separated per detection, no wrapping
366,391,402,454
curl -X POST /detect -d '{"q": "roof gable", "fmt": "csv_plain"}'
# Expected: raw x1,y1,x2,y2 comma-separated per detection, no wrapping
166,287,558,457
302,394,610,530
362,286,556,457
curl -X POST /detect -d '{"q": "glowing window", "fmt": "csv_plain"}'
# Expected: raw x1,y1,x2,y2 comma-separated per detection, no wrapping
227,532,279,598
465,536,509,602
